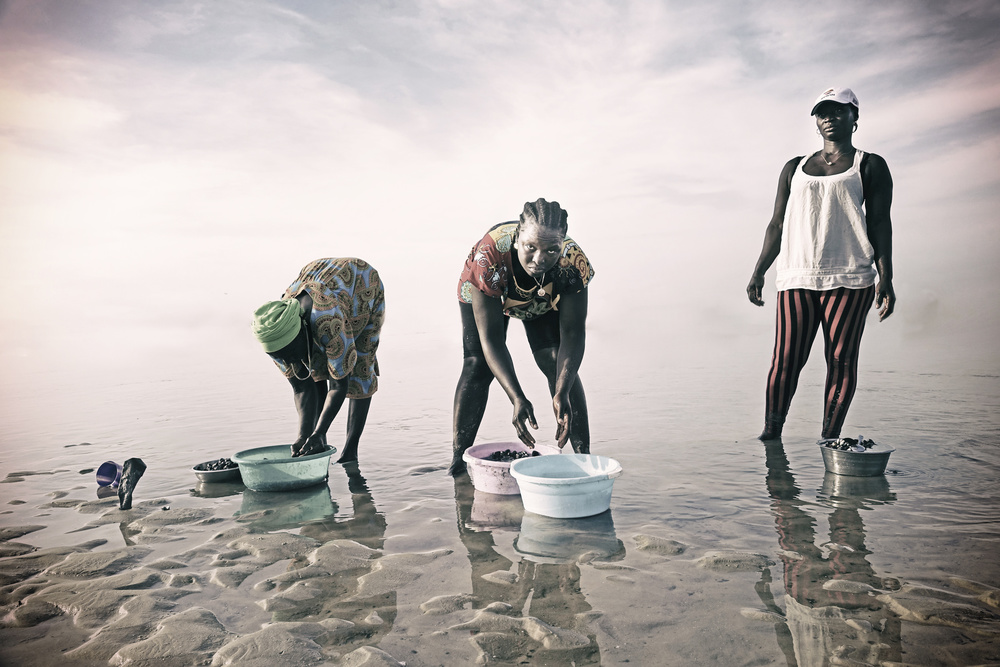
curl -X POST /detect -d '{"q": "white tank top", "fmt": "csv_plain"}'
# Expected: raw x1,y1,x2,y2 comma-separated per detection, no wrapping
775,149,877,291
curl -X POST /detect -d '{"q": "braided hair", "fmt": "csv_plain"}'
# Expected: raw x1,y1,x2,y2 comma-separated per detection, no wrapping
518,198,568,236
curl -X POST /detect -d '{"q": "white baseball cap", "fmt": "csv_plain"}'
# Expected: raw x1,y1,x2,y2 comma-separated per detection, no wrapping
810,87,860,115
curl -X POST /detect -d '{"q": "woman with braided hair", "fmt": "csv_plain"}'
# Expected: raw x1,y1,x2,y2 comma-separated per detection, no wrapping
747,87,895,441
450,199,595,476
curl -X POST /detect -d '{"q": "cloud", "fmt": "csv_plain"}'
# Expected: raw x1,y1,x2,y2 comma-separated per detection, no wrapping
0,0,998,376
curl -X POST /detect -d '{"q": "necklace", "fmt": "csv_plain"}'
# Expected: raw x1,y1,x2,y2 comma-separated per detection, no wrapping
511,270,548,298
532,274,547,297
289,323,313,380
820,148,853,166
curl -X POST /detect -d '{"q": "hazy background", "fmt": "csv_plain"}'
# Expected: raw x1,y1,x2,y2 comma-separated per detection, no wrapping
1,0,998,449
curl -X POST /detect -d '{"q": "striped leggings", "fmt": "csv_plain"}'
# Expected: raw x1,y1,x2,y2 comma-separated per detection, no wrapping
764,286,875,439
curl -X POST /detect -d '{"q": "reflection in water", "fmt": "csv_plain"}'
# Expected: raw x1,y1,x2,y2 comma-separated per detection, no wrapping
469,488,524,531
189,480,245,499
299,462,387,551
454,476,610,665
235,484,339,531
242,464,394,648
515,511,625,564
760,440,902,666
819,472,895,506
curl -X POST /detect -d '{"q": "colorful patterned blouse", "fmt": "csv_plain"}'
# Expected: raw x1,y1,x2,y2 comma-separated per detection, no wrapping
457,222,595,321
275,258,384,399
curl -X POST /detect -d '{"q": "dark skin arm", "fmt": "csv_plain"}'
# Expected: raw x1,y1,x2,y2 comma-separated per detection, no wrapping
862,153,895,320
288,375,351,456
747,157,801,305
470,288,538,446
553,288,587,448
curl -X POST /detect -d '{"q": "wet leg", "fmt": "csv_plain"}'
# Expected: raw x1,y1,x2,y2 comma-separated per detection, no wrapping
819,287,874,439
451,355,494,475
337,396,371,463
532,346,591,453
761,290,821,440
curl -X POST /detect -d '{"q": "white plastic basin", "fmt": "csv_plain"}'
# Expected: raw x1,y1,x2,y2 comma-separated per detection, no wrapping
509,454,623,519
231,445,336,492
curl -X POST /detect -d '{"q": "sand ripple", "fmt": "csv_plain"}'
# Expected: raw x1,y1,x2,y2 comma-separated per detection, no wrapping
44,545,153,579
209,620,332,666
449,605,592,663
111,606,230,667
877,583,1000,637
0,539,108,586
0,526,44,542
419,592,476,614
695,550,775,571
632,533,687,555
740,607,785,623
355,549,452,598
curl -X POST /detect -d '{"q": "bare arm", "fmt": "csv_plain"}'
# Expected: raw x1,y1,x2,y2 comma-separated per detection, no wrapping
288,376,322,454
288,375,350,456
747,157,801,306
470,289,538,446
553,288,587,447
863,153,895,320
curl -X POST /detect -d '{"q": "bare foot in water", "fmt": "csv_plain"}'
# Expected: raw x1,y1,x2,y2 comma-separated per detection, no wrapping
758,430,782,441
448,458,467,476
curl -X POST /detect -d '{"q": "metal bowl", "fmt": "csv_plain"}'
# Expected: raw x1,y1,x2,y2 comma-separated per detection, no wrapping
818,441,895,477
192,459,242,483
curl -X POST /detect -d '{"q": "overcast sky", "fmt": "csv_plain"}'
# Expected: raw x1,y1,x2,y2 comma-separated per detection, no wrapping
1,0,998,393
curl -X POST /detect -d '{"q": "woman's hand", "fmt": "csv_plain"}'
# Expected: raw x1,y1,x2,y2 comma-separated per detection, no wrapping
747,274,766,306
553,392,572,449
291,432,327,457
512,397,538,447
875,279,895,321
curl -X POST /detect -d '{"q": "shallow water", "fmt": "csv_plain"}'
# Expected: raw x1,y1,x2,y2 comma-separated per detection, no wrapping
1,334,999,666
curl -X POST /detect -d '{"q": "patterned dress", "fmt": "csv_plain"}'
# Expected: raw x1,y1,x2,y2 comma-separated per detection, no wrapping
274,258,384,399
457,222,594,320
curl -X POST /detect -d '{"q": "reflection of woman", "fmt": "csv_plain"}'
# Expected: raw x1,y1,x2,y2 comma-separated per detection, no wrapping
251,258,384,462
452,477,601,664
290,464,395,643
759,440,900,665
300,462,387,550
451,199,594,475
747,87,895,440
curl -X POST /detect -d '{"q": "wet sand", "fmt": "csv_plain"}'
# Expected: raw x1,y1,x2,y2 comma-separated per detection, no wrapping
2,357,999,666
2,447,999,666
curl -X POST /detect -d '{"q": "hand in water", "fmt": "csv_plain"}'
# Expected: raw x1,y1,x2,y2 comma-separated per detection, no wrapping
292,433,327,457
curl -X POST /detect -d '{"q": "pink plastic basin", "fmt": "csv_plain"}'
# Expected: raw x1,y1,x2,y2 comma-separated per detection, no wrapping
463,442,558,495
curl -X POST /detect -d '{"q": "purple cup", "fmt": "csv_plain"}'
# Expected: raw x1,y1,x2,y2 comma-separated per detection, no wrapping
97,461,122,487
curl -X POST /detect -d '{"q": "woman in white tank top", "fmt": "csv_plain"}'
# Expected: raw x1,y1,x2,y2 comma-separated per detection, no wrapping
746,87,896,441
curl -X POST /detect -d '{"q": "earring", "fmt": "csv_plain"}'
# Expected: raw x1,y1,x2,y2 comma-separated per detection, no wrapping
853,122,858,133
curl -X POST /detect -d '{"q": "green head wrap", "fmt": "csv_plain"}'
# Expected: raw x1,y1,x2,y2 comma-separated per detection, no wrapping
251,299,303,353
